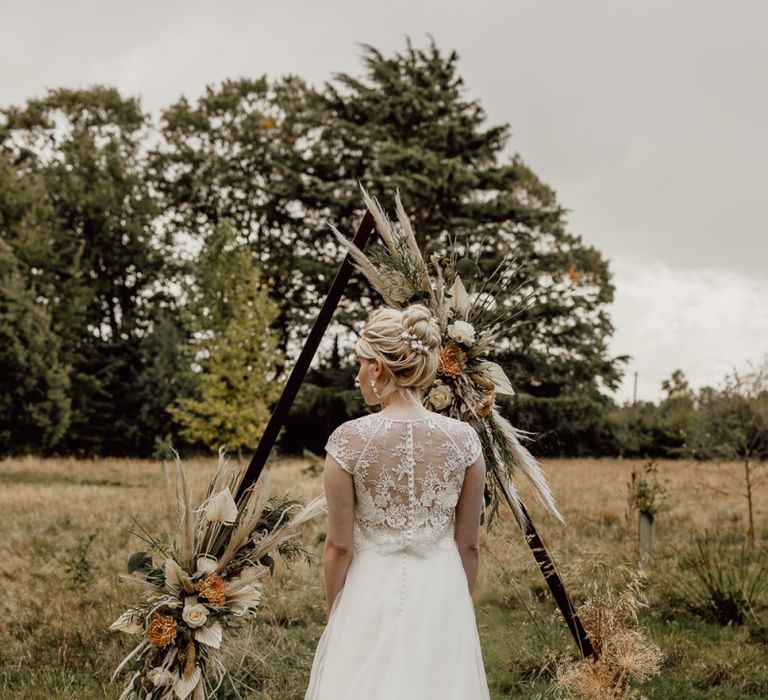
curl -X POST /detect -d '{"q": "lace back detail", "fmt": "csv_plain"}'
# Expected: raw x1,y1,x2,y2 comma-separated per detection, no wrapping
325,414,483,554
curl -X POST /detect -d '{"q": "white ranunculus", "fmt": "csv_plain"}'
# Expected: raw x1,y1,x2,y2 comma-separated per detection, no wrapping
182,597,208,628
109,610,143,635
203,487,238,525
427,383,452,410
194,620,223,649
147,667,175,687
195,555,218,574
447,320,476,346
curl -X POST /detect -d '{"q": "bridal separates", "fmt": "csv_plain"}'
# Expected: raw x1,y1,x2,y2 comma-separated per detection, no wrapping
304,412,491,700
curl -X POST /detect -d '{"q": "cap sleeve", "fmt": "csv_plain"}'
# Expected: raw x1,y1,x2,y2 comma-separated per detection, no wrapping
324,421,363,474
461,425,483,469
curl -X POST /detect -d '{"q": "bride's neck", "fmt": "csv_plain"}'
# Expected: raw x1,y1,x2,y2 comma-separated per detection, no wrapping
379,391,427,415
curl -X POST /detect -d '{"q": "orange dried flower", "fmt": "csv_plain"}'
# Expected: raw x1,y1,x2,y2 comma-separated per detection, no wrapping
146,613,177,647
196,573,227,606
183,639,196,678
469,373,495,391
438,342,465,378
475,391,496,418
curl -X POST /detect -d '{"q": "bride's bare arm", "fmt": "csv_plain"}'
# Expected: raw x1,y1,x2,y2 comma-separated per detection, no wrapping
454,454,486,595
322,454,356,617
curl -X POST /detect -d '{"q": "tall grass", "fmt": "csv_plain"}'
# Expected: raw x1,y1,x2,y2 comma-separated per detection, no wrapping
0,456,765,698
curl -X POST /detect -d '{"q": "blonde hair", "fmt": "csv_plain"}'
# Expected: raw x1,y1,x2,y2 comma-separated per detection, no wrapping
355,303,441,403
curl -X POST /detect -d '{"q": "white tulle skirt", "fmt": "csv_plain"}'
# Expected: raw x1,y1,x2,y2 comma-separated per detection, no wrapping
304,538,491,700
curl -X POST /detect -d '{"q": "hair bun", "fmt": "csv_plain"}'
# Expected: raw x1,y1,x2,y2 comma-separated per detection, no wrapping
355,303,442,401
401,303,440,349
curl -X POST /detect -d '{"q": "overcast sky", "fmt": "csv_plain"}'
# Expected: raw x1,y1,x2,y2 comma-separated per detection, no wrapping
3,0,766,402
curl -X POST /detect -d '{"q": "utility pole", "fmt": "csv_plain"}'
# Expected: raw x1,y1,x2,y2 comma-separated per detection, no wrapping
633,371,638,404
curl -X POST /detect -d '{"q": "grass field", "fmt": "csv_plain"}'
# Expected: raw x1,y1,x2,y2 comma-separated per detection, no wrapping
1,454,766,698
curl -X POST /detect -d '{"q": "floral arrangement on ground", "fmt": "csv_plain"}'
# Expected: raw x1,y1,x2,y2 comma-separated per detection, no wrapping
109,449,324,699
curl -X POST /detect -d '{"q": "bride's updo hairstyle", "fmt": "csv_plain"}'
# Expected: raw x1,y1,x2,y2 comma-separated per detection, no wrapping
355,303,442,404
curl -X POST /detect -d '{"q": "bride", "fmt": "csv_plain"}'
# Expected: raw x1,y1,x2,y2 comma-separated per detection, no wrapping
304,303,491,699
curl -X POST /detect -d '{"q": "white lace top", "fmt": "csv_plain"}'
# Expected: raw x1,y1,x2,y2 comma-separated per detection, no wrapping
324,412,484,555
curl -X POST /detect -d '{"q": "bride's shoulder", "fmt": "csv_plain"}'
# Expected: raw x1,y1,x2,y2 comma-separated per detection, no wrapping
429,413,475,435
431,412,466,427
336,413,378,435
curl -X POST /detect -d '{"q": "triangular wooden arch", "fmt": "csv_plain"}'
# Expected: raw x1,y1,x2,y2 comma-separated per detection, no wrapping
235,210,595,659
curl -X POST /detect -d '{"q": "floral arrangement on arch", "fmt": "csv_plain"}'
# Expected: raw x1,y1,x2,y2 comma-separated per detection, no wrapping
109,449,324,699
329,187,563,526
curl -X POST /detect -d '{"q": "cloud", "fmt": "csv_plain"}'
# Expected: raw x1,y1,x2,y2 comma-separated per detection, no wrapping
609,259,768,402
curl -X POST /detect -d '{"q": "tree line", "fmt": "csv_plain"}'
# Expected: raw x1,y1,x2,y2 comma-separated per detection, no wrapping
1,39,763,463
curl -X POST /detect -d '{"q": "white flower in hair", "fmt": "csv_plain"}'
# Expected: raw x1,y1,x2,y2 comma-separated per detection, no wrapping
401,329,428,354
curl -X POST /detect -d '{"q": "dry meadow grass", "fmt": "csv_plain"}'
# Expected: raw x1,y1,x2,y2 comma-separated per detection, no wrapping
0,454,766,698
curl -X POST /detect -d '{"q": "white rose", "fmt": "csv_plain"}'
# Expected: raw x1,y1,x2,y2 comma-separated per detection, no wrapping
447,320,476,345
427,383,452,410
182,599,209,628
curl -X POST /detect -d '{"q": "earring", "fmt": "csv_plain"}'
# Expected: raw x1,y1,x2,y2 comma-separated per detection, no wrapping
369,375,382,402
